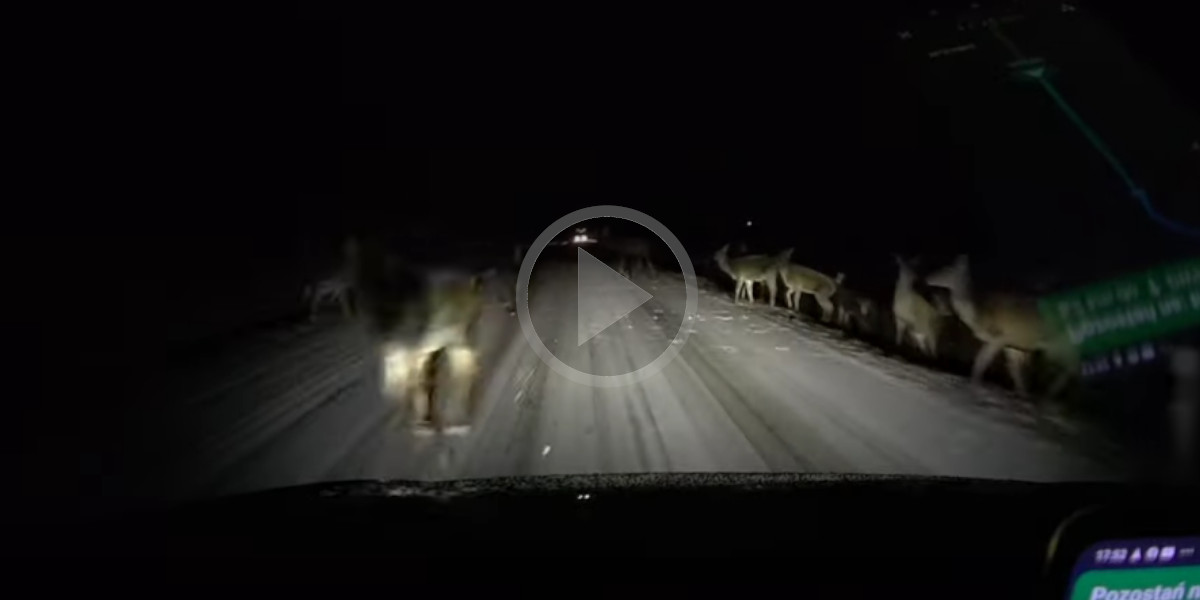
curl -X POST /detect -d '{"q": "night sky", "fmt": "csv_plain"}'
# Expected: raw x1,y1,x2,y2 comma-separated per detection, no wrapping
332,2,1196,291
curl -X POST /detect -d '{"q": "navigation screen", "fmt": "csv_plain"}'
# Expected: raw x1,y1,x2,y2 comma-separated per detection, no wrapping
1069,537,1200,600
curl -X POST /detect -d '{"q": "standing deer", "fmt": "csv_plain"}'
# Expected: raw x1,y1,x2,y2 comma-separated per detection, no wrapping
833,288,878,333
713,244,790,306
778,250,844,322
892,255,944,358
925,255,1077,397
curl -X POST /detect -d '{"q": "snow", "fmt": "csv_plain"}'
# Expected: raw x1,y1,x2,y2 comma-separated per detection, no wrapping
94,264,1126,510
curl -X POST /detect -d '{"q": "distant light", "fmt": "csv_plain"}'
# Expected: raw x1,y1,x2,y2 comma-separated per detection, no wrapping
746,220,753,227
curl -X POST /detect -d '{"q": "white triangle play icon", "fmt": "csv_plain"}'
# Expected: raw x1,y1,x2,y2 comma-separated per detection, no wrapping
576,247,653,346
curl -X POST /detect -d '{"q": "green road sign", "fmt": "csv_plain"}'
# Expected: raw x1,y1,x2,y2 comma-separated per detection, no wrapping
1039,258,1200,357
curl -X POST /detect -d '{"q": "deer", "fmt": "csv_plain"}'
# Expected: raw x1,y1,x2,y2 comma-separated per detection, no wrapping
925,255,1078,398
778,250,844,322
713,244,790,306
892,255,944,358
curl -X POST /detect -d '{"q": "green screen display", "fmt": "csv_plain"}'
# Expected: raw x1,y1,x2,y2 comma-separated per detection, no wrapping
1039,258,1200,357
1071,566,1200,600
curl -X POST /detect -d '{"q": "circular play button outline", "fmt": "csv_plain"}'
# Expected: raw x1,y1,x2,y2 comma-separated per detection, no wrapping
516,205,699,388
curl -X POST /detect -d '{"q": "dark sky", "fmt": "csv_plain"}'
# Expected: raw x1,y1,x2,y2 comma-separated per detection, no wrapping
68,1,1186,321
333,2,1197,292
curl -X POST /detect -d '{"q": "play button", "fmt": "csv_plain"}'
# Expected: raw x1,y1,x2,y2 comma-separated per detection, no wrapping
515,205,699,388
576,247,654,346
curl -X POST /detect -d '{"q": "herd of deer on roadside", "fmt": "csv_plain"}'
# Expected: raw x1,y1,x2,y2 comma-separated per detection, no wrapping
304,234,1080,408
711,244,1078,400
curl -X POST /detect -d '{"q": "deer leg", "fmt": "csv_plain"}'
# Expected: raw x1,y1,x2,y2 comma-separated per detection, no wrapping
816,295,834,322
424,349,446,432
407,353,432,425
1045,366,1074,400
971,341,1005,383
1003,347,1030,395
924,326,939,358
912,333,928,355
1044,347,1078,399
895,318,908,348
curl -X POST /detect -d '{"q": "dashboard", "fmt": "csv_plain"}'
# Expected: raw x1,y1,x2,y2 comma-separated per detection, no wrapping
25,474,1199,598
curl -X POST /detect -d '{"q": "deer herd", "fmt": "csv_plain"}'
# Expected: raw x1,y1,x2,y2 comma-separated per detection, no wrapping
306,233,1080,428
713,244,1078,399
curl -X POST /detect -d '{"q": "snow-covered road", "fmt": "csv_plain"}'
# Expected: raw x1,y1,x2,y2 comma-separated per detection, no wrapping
102,260,1124,508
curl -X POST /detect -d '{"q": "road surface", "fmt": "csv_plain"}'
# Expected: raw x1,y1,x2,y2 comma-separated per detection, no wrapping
103,259,1125,509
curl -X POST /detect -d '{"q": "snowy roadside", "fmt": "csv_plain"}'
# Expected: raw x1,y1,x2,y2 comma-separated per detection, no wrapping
659,271,1129,470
